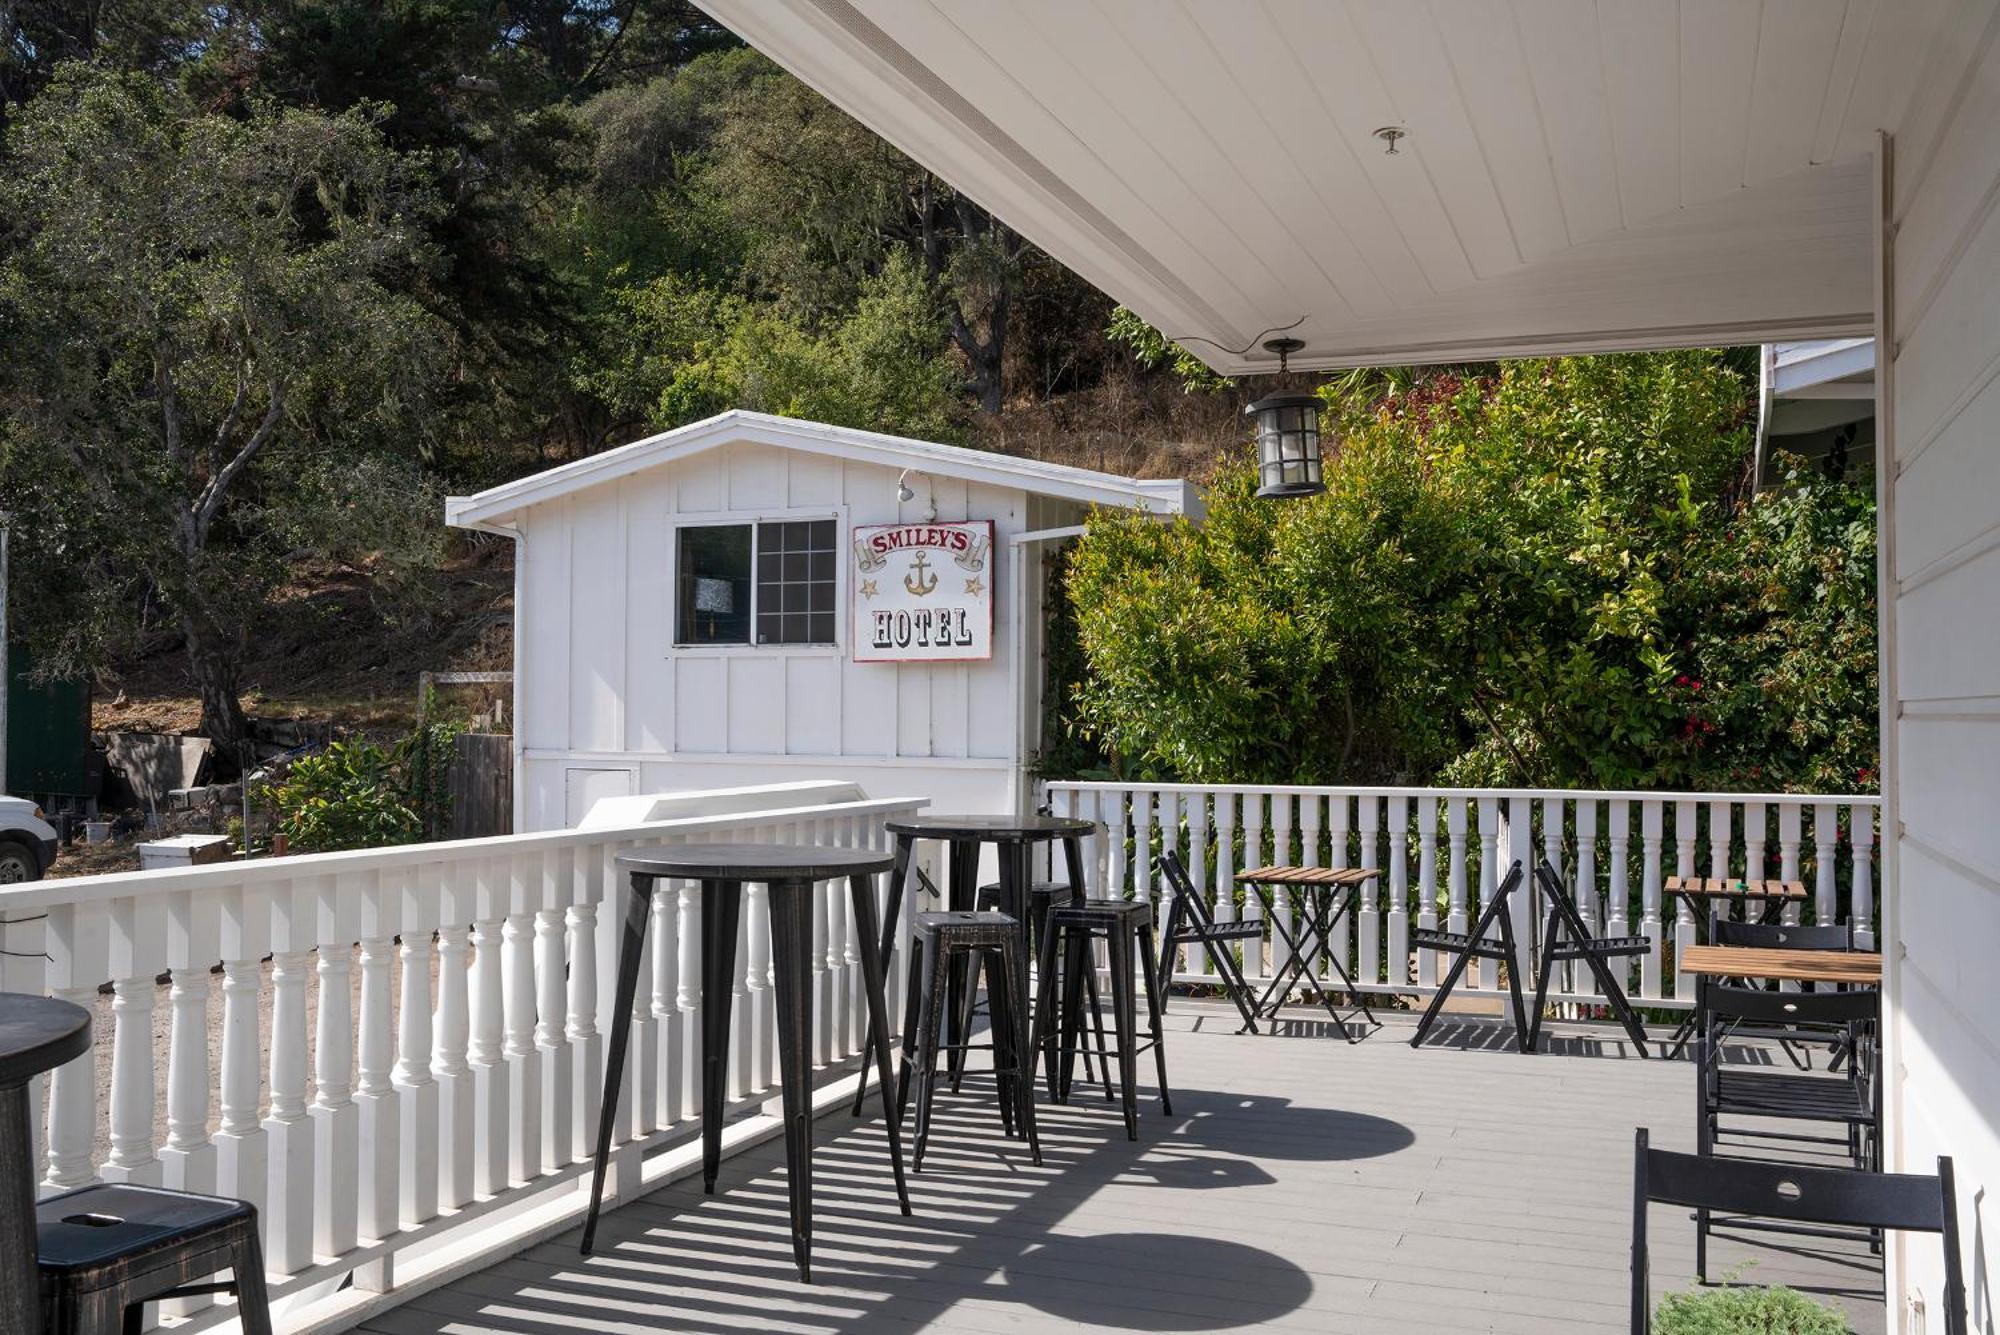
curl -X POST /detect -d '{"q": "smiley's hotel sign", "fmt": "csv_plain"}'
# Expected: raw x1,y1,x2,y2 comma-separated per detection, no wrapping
851,521,994,662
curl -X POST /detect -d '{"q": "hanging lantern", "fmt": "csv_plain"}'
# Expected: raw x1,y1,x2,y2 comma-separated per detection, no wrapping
1245,337,1324,499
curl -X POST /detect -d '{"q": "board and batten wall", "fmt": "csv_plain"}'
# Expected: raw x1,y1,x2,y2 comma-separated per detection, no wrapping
1883,6,2000,1325
510,438,1081,830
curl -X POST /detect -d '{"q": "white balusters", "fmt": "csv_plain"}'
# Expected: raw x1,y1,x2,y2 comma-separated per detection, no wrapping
1639,802,1664,999
1607,802,1632,941
502,897,540,1184
161,892,218,1203
1185,796,1212,980
1574,800,1600,1000
353,927,398,1259
1358,797,1383,988
434,920,474,1209
1778,804,1803,927
394,885,439,1228
41,983,97,1192
1474,799,1499,990
1218,795,1248,978
674,883,701,1123
1415,797,1439,989
535,853,572,1170
1852,805,1876,949
1813,804,1840,928
102,975,157,1185
565,884,601,1166
1744,799,1776,923
468,904,508,1198
264,946,314,1271
312,913,359,1259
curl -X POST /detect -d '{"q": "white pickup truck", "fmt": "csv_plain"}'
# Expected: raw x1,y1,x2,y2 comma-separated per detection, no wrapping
0,796,61,882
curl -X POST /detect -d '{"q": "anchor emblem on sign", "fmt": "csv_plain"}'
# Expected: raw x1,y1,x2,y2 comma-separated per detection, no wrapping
904,551,939,597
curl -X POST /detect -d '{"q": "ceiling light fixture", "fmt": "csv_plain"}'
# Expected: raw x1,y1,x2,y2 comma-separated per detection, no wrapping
1373,125,1408,155
1245,337,1325,499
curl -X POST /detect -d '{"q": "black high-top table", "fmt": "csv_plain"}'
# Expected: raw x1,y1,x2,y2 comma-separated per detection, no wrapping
0,992,92,1332
581,843,909,1281
852,814,1096,1108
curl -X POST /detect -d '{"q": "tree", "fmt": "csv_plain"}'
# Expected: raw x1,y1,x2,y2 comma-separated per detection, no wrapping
698,55,1025,414
0,65,448,747
1060,351,1875,792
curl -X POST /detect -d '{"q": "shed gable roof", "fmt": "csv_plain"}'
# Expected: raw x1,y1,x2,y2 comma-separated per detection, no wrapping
445,410,1198,527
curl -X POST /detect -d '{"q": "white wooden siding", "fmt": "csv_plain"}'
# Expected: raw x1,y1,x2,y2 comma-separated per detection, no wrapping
512,440,1044,828
1885,1,2000,1319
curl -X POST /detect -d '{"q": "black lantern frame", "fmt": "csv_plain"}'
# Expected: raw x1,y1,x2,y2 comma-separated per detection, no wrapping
1245,335,1324,499
1246,391,1324,498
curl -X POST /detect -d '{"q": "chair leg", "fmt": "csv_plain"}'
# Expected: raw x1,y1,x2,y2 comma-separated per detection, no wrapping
1138,923,1172,1117
1058,926,1089,1103
910,933,949,1172
1033,915,1063,1100
997,935,1041,1166
896,943,925,1119
1109,924,1140,1141
1082,948,1115,1102
950,947,983,1096
982,949,1016,1139
230,1229,274,1335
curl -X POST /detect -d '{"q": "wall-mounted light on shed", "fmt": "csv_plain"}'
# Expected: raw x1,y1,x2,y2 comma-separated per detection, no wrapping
1245,337,1325,499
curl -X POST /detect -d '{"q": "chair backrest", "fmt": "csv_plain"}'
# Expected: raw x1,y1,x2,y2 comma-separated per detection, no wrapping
1712,919,1852,951
1631,1127,1965,1334
1697,980,1880,1027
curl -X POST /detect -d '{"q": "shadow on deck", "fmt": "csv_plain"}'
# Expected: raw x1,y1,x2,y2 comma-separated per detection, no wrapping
357,1007,1884,1335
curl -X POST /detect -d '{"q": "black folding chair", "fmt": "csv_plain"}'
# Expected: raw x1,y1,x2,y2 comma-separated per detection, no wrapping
1155,851,1262,1034
1631,1128,1965,1334
1526,858,1652,1055
1409,861,1532,1049
1695,979,1880,1193
1694,919,1857,1069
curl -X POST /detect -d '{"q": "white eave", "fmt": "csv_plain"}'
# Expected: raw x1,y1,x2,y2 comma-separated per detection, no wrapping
444,409,1199,528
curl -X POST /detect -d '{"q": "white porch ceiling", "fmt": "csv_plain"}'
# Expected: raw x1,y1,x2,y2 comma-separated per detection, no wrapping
697,0,1955,373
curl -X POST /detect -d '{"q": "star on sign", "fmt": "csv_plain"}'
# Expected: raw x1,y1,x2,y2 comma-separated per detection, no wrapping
859,579,878,599
963,576,984,596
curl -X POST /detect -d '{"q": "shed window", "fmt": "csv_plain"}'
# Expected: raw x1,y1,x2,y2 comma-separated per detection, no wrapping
675,519,837,646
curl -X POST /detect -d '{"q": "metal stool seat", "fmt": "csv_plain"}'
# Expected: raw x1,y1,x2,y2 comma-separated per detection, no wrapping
1034,899,1171,1140
900,911,1041,1171
37,1184,270,1335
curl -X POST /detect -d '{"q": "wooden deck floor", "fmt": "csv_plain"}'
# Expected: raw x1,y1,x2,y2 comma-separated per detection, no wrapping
357,1006,1885,1335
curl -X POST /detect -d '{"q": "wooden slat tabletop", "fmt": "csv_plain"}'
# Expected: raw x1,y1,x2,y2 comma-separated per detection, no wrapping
1663,876,1809,900
1677,944,1882,985
1236,864,1377,887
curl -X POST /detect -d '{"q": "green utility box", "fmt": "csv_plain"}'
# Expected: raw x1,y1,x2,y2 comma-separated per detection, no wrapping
6,646,91,798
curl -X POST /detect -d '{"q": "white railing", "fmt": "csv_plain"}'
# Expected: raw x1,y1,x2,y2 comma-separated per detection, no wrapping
0,782,926,1333
1042,781,1879,1011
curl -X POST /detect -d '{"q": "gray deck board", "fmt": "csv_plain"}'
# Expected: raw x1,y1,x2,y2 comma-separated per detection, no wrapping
359,1006,1886,1334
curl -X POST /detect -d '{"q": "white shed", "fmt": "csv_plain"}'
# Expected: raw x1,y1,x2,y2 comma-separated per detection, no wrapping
445,410,1197,830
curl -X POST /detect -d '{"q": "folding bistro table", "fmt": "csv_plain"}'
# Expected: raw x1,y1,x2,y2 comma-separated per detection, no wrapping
1660,876,1811,1055
1663,876,1810,930
1234,864,1380,1039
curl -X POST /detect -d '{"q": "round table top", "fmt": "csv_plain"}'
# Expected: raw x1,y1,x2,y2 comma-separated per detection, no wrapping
617,842,896,883
0,993,91,1088
884,813,1097,843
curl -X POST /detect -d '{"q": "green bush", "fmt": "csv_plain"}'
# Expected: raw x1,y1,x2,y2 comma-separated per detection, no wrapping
274,742,422,853
1653,1283,1849,1334
273,717,465,853
1059,351,1877,791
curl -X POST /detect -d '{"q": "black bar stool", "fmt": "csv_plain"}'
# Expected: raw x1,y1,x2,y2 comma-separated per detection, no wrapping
37,1184,271,1335
974,879,1111,1098
1034,899,1171,1140
899,911,1040,1170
